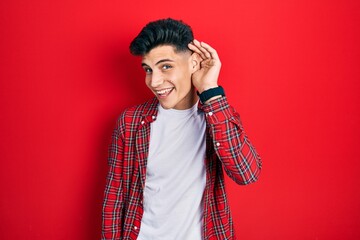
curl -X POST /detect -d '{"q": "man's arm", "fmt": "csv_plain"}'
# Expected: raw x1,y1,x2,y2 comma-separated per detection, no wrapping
102,117,125,239
200,96,262,185
189,40,262,184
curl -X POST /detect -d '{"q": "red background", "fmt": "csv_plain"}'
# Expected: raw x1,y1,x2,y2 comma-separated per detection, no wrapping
1,0,359,239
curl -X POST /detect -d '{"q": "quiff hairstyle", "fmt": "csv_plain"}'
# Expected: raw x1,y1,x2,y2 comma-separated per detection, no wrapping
129,18,194,56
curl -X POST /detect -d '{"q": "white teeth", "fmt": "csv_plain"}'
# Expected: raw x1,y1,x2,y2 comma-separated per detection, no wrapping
156,88,173,95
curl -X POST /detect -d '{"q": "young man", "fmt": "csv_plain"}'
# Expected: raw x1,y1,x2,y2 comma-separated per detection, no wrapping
102,18,262,240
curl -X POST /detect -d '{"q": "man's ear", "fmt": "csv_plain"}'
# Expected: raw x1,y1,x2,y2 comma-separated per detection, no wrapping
190,52,201,73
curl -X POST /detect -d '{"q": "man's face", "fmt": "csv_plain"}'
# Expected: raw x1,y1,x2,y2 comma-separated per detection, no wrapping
141,45,197,110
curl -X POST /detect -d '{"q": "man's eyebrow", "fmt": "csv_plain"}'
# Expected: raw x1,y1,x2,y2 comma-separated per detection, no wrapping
141,59,174,67
155,59,174,65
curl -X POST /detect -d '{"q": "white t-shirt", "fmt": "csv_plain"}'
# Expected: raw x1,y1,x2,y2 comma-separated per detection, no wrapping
137,102,206,240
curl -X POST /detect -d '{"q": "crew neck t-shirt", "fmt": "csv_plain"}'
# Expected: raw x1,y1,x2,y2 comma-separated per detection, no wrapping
137,103,206,240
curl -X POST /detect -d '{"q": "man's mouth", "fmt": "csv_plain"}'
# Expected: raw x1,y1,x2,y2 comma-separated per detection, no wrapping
155,87,174,97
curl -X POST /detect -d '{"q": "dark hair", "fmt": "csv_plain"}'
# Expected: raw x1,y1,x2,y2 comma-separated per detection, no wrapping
129,18,194,56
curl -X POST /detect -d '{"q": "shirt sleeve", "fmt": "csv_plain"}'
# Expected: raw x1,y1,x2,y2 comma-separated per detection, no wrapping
199,96,262,185
102,116,125,239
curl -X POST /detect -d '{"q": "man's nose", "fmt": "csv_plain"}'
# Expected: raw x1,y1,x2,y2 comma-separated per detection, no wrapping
150,72,164,88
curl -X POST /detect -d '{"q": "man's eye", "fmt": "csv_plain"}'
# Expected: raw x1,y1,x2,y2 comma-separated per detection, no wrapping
144,68,152,74
162,65,172,70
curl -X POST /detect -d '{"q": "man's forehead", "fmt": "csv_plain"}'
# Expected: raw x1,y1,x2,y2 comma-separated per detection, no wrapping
142,45,190,65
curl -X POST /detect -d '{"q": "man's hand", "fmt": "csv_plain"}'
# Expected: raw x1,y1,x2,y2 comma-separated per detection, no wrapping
188,39,221,93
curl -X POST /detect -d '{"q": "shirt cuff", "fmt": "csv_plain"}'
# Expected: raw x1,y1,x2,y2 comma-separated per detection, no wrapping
198,96,235,124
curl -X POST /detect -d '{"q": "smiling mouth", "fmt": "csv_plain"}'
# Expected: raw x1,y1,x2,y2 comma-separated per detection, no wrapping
155,87,174,97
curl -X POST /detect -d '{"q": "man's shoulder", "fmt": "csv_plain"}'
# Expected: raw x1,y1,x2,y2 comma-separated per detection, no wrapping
121,97,158,118
114,97,158,129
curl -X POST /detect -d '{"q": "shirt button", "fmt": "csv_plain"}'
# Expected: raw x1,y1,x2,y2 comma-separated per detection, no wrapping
152,115,156,120
134,226,138,230
216,142,220,147
141,121,145,125
208,112,213,116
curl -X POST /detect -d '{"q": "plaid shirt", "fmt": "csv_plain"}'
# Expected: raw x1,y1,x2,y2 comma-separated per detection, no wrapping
102,96,262,240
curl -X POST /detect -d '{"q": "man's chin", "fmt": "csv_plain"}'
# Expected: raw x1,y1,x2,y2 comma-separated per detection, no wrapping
159,101,173,110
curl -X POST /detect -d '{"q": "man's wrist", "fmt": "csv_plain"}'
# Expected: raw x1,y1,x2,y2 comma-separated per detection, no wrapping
197,86,225,104
204,95,222,104
197,85,219,94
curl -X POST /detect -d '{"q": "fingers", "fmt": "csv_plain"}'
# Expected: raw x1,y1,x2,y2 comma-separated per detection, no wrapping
188,40,206,59
199,41,220,61
188,39,219,61
194,39,211,59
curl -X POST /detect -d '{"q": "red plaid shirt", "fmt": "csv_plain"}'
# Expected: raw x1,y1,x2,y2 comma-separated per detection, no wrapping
102,96,262,240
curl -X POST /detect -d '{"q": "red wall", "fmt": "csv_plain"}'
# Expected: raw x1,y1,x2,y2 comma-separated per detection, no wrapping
1,0,359,239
